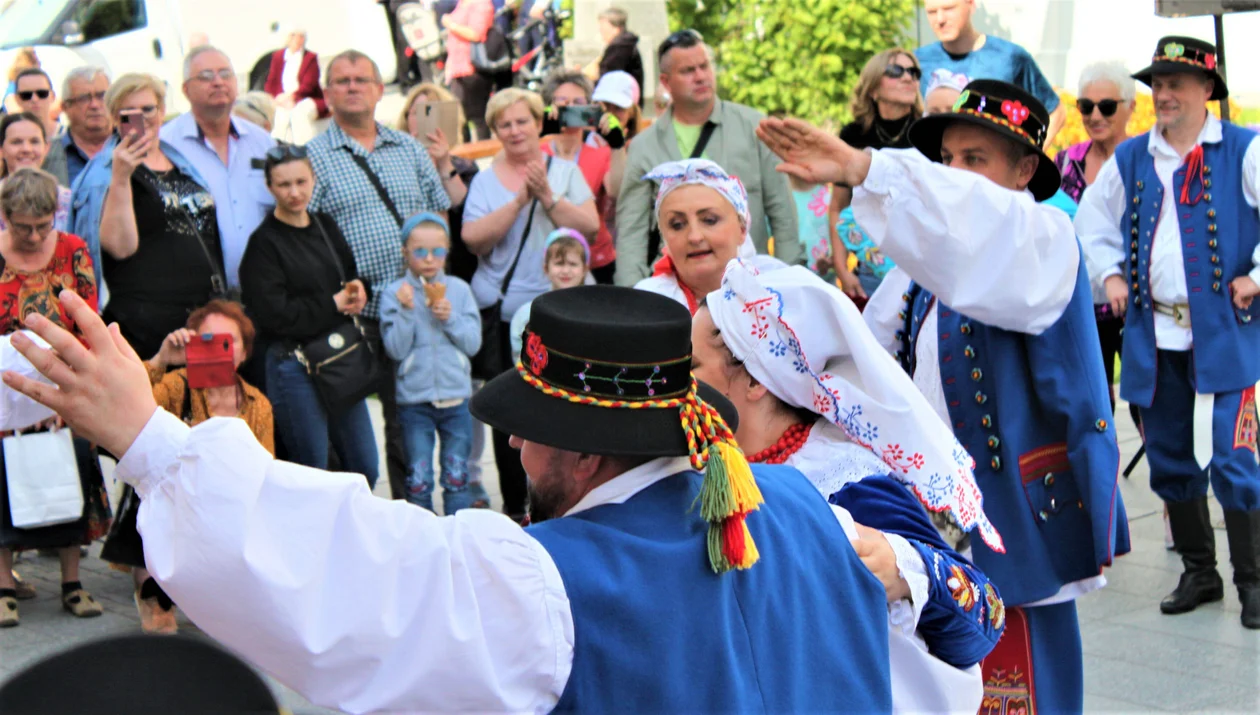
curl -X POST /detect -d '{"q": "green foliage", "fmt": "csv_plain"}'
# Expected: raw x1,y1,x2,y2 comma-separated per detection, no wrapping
667,0,917,127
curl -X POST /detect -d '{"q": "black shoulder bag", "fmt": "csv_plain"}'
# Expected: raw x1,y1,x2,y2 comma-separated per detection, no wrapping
343,148,405,226
470,157,550,380
292,215,383,414
647,121,717,266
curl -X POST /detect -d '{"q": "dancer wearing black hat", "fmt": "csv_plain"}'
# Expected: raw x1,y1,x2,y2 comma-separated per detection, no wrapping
758,78,1131,714
0,287,897,713
1077,36,1260,631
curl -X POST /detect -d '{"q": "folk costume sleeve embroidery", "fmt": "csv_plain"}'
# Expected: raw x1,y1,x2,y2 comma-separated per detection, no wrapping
852,148,1079,335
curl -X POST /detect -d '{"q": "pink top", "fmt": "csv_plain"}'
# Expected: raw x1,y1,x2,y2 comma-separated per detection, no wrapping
542,139,615,269
445,0,496,81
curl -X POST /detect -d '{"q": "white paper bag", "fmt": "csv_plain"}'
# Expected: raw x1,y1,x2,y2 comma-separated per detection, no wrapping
4,429,83,529
0,331,56,432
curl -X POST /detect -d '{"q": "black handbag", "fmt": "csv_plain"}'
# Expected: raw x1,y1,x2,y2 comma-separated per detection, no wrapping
470,159,549,380
293,216,382,413
470,25,511,74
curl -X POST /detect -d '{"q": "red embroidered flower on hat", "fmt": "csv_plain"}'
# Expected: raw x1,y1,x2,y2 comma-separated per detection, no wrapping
525,333,549,376
1205,53,1217,70
1001,99,1030,126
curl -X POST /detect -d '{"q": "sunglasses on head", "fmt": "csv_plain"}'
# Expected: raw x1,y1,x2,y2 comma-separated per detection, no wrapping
1076,98,1120,117
412,247,448,259
266,144,308,161
17,89,50,101
883,64,922,81
659,28,703,60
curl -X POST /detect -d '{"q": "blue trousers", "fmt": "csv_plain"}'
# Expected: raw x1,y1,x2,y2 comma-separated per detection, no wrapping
265,346,380,488
398,401,487,514
1140,350,1260,510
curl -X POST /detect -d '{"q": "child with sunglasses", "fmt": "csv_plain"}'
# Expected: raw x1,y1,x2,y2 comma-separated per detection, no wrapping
381,212,489,514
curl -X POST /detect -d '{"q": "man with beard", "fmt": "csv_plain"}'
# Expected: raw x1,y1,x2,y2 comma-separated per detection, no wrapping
160,45,275,292
58,66,112,187
3,286,895,713
1076,36,1260,631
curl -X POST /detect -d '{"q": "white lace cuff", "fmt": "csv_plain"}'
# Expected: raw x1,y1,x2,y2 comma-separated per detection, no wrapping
885,533,929,636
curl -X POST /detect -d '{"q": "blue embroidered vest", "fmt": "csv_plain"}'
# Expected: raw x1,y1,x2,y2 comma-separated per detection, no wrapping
1113,125,1260,405
529,464,893,713
895,253,1131,606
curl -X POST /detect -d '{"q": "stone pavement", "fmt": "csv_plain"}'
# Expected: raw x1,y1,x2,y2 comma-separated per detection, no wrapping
2,397,1257,712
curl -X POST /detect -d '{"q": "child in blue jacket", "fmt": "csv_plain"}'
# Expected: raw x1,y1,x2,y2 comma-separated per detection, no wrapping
381,213,487,513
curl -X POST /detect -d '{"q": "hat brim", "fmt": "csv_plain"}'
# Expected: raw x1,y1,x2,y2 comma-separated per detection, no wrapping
470,370,739,457
909,113,1061,202
1133,63,1228,100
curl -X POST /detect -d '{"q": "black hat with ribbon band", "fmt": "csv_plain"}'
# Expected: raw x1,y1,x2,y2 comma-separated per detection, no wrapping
908,78,1061,202
470,285,766,573
1132,35,1227,101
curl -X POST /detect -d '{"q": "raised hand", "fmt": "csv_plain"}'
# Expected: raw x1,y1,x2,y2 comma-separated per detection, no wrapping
396,282,415,311
111,131,153,180
152,327,195,369
756,117,871,187
2,290,157,457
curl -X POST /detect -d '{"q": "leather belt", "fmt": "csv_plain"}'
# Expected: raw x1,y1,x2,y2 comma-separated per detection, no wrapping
1152,300,1192,329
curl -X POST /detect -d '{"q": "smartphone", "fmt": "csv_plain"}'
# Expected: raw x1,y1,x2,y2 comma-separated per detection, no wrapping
186,333,236,389
414,100,462,147
119,110,145,141
559,105,603,128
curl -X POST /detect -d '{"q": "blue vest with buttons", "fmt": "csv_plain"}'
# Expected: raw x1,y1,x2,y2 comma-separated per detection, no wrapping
894,254,1131,606
1113,126,1260,406
528,465,893,713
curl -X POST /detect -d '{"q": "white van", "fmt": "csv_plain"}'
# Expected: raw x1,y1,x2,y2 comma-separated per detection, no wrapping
0,0,396,113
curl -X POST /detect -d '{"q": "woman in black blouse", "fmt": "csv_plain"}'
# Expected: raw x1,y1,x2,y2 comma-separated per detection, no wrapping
94,74,227,359
239,147,380,484
828,48,923,301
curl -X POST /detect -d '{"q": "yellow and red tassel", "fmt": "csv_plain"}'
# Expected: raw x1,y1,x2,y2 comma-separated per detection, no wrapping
698,438,765,573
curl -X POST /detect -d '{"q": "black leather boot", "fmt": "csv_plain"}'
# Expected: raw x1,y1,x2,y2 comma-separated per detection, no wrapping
1160,497,1225,614
1223,509,1260,629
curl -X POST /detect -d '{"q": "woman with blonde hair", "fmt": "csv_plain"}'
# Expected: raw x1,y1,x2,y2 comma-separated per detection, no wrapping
398,83,481,282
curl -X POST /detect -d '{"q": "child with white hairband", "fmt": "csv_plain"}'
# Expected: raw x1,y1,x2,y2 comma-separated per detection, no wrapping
510,228,591,363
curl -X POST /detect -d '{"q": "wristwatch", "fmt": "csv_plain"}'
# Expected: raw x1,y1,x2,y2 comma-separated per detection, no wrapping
446,168,458,179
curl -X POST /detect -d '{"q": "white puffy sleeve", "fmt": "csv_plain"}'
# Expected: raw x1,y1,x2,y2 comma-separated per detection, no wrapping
852,148,1079,335
118,409,574,715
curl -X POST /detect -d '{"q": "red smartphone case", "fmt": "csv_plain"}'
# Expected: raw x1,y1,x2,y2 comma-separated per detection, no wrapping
185,333,236,389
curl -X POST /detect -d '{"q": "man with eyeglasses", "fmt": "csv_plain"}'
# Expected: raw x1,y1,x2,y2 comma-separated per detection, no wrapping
306,49,453,501
1076,36,1260,631
917,0,1064,146
59,66,112,188
160,45,276,292
613,30,801,288
12,68,68,186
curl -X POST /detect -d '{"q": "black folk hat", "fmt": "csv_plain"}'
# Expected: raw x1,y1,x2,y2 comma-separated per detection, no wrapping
471,285,737,457
908,78,1061,202
1132,35,1227,101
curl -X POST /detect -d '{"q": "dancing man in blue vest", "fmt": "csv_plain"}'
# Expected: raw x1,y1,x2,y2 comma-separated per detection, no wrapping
1076,36,1260,631
758,79,1131,714
2,286,904,713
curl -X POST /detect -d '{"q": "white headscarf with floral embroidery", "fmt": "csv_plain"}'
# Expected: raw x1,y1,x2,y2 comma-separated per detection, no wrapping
644,159,758,261
706,260,1004,552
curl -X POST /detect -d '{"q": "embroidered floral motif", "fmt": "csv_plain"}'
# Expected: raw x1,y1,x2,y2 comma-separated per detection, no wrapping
768,340,788,357
953,89,971,111
807,185,829,217
1000,99,1030,126
1236,387,1257,454
1205,53,1217,70
947,564,979,612
1164,41,1185,58
981,669,1033,715
742,297,775,339
985,583,1005,631
525,333,549,376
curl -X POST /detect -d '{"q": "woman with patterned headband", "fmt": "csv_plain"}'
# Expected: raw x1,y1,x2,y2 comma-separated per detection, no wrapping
692,259,1002,711
633,158,783,314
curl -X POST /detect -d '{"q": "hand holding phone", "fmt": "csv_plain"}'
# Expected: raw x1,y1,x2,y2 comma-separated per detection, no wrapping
119,110,145,141
186,333,237,389
559,105,603,128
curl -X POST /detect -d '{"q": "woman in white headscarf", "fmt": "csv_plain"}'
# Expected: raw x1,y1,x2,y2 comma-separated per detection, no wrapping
633,159,782,314
692,258,1005,713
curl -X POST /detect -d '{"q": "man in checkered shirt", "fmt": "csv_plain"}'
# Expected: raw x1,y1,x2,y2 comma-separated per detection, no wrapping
307,50,463,500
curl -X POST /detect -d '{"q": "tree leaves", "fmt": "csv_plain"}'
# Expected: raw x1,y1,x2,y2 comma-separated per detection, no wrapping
667,0,916,126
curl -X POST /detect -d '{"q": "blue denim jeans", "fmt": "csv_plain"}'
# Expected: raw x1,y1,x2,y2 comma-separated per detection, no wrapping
397,401,488,514
265,346,380,488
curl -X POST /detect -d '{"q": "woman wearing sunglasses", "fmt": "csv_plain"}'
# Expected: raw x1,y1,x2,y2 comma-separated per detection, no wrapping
238,146,380,484
1055,61,1136,204
827,48,924,302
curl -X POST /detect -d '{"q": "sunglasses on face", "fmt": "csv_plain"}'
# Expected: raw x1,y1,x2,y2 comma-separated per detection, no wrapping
191,68,235,83
412,247,448,260
17,89,50,101
1077,98,1121,117
883,64,922,81
658,28,703,60
65,90,106,105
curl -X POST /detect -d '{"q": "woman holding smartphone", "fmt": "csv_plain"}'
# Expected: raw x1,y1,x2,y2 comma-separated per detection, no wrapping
70,73,224,358
101,299,273,634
